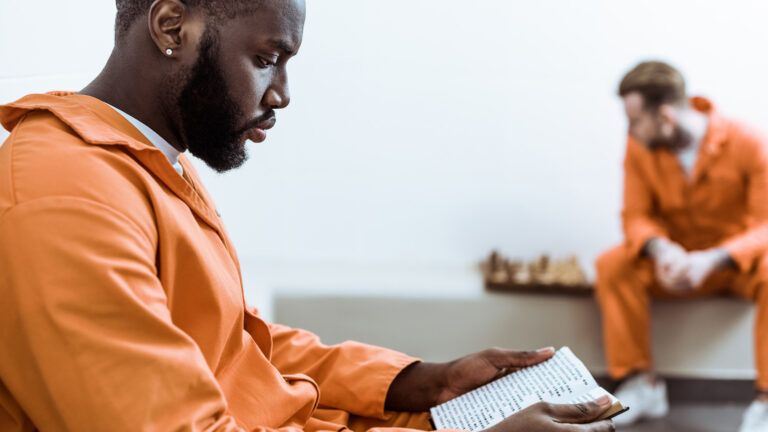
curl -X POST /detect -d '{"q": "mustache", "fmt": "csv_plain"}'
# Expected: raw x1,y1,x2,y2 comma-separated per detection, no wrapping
236,110,276,135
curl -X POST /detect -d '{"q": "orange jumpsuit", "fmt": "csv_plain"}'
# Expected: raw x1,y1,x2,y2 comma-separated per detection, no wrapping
596,97,768,389
0,93,443,432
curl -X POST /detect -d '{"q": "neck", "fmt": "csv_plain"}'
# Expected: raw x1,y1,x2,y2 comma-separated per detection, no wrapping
677,107,709,151
80,46,186,152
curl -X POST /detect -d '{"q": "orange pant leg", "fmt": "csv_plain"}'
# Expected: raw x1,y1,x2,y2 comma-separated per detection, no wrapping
595,245,659,380
755,286,768,391
729,254,768,391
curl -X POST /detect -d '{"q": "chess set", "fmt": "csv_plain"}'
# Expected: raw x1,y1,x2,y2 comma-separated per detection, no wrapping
480,251,593,295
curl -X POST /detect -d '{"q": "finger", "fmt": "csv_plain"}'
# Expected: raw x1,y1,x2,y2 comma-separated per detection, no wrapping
693,276,706,289
668,260,690,276
562,420,616,432
667,267,692,290
674,273,693,291
582,420,616,432
658,261,678,278
484,347,556,370
547,397,612,424
685,273,700,289
658,272,677,290
670,276,689,291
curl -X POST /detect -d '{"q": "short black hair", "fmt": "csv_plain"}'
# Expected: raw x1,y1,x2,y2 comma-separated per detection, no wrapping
115,0,263,41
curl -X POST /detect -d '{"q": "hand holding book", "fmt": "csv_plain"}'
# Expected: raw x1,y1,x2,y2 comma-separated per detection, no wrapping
386,347,559,412
429,347,627,431
482,397,616,432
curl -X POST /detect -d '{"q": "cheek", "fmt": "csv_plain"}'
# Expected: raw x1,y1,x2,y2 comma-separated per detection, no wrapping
660,122,675,138
226,60,271,114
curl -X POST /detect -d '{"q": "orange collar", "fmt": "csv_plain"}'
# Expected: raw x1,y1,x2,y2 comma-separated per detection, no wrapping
0,91,224,234
690,96,728,156
0,91,157,152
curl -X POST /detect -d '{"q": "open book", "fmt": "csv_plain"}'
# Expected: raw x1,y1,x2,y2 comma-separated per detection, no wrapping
429,347,627,431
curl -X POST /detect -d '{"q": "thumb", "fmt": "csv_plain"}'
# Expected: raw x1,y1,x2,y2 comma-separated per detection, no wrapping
506,347,556,368
490,347,556,369
547,396,612,424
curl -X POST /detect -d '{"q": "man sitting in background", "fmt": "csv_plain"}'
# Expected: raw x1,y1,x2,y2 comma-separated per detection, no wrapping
595,60,768,430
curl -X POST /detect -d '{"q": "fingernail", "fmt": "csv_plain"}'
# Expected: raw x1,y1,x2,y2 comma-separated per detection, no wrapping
595,395,611,406
536,346,555,354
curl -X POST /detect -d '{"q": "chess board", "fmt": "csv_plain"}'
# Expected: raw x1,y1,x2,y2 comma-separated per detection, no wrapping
480,251,594,296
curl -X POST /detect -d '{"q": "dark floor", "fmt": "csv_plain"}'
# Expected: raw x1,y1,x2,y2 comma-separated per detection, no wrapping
620,403,748,432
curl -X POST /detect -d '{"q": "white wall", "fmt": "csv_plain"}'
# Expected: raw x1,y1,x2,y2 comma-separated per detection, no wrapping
4,1,768,302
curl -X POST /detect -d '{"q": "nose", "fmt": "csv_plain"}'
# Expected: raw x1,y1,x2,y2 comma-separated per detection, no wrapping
264,73,290,110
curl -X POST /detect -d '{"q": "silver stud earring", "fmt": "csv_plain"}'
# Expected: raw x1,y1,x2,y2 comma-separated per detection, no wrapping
165,48,173,56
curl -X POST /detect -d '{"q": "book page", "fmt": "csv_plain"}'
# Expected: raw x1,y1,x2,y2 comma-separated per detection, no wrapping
429,347,601,431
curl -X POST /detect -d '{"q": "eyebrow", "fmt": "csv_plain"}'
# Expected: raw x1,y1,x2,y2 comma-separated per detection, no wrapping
267,38,296,56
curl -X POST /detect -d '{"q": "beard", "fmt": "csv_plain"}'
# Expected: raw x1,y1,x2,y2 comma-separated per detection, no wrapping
647,124,694,152
164,26,248,173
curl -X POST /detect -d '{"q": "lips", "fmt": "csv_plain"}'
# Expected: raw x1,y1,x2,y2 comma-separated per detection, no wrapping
245,116,276,143
246,128,267,143
256,116,276,131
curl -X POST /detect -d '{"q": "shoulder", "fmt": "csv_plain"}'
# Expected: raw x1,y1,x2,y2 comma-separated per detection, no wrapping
0,109,157,242
719,117,768,172
724,117,767,149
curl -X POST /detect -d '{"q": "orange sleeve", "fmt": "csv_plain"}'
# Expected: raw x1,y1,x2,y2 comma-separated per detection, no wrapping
268,323,419,420
621,139,668,257
0,197,296,432
720,130,768,271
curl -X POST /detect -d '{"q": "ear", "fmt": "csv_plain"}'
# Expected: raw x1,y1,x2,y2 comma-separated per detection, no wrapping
147,0,188,58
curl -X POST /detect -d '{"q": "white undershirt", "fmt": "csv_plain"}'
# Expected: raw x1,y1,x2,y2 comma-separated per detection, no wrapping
675,110,708,177
108,104,184,175
677,139,700,176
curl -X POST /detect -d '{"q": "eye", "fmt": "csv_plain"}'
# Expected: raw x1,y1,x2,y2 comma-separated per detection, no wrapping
254,55,277,69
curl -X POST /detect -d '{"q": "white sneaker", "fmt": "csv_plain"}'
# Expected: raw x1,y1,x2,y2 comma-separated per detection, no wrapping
611,373,669,426
739,400,768,432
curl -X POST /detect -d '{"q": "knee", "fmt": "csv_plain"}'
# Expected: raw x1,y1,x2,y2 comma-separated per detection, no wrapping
755,255,768,279
749,255,768,300
595,245,653,299
596,246,627,283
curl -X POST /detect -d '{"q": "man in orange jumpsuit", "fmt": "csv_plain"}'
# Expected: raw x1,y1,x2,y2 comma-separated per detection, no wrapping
0,1,615,431
596,60,768,430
